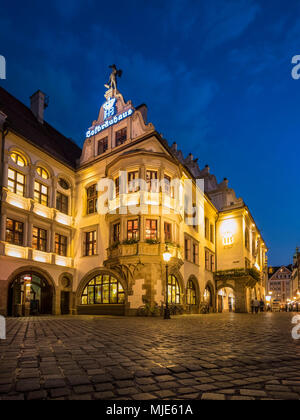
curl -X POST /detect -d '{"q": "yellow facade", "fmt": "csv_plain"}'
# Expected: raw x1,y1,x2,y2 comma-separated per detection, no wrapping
0,86,267,316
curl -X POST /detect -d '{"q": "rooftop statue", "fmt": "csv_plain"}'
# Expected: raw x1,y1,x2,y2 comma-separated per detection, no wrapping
104,64,123,91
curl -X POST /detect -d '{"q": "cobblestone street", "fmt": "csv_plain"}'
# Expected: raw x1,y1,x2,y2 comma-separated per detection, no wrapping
0,313,300,400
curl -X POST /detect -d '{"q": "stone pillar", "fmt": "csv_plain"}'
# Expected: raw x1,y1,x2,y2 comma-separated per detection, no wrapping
234,282,247,313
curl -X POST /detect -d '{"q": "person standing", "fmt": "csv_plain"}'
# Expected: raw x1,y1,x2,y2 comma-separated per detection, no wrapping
260,299,265,312
251,299,255,314
254,298,260,314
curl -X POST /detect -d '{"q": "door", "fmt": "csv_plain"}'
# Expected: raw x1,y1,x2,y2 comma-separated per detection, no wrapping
61,291,70,315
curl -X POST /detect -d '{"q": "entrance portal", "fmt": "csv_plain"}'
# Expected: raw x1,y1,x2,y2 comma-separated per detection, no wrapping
8,273,53,316
218,287,235,313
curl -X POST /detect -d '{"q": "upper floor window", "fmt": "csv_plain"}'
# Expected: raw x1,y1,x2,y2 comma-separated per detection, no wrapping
128,171,139,193
36,167,49,180
127,219,139,241
11,152,26,167
55,234,67,257
185,238,191,261
164,175,174,198
58,178,70,190
115,177,120,197
193,243,199,264
146,170,158,193
98,137,108,155
113,223,120,243
210,224,214,244
87,184,97,214
164,222,172,242
6,218,24,246
245,227,250,250
145,219,158,241
205,217,209,240
84,231,97,256
116,128,127,146
56,192,69,215
8,168,25,196
34,181,49,206
32,227,47,252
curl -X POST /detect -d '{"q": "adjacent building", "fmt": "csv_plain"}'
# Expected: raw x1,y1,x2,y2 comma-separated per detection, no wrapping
0,76,267,317
268,265,293,304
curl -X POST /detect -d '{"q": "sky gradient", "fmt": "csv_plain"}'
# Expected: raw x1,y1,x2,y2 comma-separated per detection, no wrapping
0,0,299,266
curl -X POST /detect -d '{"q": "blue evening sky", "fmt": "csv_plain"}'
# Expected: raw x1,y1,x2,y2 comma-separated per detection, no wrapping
0,0,299,266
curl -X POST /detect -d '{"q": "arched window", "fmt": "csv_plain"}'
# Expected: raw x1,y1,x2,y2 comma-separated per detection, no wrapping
81,275,125,305
11,152,26,167
58,178,70,190
168,275,180,304
187,280,196,305
36,167,49,180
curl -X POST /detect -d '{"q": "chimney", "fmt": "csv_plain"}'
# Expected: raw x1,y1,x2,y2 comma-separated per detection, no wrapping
30,90,48,124
171,142,178,152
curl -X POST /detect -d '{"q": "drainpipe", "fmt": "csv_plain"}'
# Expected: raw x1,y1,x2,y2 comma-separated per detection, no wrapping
0,112,8,232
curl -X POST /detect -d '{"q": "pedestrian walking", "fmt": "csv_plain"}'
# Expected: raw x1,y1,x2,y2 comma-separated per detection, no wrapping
260,299,265,312
254,298,260,314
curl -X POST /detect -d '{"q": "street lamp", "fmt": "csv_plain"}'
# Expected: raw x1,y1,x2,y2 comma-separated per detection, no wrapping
163,245,172,320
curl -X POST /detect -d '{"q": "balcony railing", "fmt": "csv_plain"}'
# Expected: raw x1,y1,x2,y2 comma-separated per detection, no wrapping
107,242,182,260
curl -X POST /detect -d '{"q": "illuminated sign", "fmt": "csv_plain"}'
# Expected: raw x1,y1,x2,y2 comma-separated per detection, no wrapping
103,97,116,120
86,97,134,139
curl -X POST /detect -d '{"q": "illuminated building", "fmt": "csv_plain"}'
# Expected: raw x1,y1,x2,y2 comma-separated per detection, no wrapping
268,265,292,304
0,78,267,316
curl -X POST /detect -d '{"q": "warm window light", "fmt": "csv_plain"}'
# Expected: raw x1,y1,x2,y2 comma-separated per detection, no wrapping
223,232,234,246
163,245,172,263
11,152,26,167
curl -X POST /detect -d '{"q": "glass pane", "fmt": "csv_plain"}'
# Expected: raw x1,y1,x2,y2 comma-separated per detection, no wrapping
102,283,109,303
88,287,94,304
95,276,102,285
110,283,118,303
83,288,88,295
16,184,24,195
89,279,95,285
103,275,109,284
17,173,24,183
81,296,87,305
41,185,47,194
8,169,15,179
118,282,124,292
94,286,102,304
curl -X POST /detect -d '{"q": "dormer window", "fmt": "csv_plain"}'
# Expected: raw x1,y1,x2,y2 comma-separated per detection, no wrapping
36,167,49,180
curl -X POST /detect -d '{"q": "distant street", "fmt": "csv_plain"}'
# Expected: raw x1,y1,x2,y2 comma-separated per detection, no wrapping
0,313,300,400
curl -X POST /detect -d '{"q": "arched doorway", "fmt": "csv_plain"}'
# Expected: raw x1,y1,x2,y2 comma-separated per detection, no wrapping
186,276,199,313
218,287,235,313
8,272,53,317
204,283,214,311
77,272,126,315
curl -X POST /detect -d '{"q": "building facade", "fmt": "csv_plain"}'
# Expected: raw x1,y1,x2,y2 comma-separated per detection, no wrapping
268,265,293,304
0,78,267,317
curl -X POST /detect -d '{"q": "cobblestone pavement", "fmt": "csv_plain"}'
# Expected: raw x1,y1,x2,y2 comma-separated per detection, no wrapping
0,312,300,400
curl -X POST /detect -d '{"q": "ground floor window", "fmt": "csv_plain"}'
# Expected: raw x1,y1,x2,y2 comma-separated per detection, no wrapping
204,286,213,306
81,275,125,305
187,280,196,305
168,274,180,304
